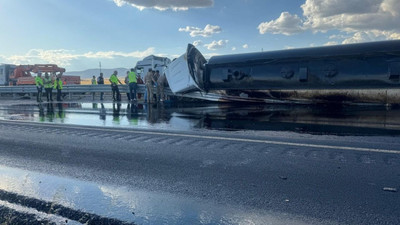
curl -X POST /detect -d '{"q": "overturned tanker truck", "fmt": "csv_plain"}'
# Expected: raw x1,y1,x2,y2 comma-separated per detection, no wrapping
165,40,400,105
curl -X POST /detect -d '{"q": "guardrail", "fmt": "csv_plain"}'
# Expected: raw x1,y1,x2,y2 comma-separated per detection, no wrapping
0,84,174,100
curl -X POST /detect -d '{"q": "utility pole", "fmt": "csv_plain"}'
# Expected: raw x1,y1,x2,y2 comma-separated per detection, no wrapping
99,62,102,74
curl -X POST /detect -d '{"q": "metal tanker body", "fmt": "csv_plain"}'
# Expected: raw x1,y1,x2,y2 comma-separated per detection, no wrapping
166,40,400,105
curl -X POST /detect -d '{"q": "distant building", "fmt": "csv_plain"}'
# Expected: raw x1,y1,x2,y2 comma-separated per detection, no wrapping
0,64,16,86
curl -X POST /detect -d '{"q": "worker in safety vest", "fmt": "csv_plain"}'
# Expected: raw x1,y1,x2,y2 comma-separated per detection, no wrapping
91,75,97,85
35,72,44,102
91,75,97,100
43,72,53,102
128,68,137,101
54,74,63,101
109,71,122,101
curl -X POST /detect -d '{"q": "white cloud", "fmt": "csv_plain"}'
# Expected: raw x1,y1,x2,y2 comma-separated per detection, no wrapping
301,0,382,18
232,47,236,51
5,49,78,67
258,0,400,42
242,44,249,49
301,0,399,32
204,40,228,50
193,40,203,46
83,48,155,59
341,30,398,44
329,34,350,40
113,0,213,11
324,41,338,46
2,48,155,68
179,24,222,37
258,12,304,35
202,52,221,59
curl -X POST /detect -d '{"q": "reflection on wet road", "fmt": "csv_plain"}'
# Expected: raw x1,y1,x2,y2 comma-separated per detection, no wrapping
0,101,400,135
0,165,319,225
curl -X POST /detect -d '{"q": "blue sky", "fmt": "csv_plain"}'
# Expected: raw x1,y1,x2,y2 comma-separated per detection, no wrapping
1,0,399,71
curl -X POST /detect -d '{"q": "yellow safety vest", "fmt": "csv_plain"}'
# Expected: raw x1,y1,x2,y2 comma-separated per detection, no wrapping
44,77,53,88
54,79,63,90
35,76,43,87
128,71,137,83
110,74,119,85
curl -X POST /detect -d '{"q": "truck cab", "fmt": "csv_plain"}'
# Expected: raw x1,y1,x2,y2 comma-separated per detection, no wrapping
134,55,171,78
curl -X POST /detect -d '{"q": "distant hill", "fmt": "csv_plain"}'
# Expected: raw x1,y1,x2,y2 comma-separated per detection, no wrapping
65,68,129,79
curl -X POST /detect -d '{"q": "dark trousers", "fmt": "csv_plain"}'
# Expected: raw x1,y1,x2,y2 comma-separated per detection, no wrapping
100,92,104,100
129,82,137,100
45,88,53,101
111,85,120,101
36,87,43,102
56,89,62,101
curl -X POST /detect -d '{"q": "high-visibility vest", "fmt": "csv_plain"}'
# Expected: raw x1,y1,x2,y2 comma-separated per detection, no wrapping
54,79,63,90
110,74,119,85
128,71,137,83
91,78,97,85
35,76,43,87
44,77,53,88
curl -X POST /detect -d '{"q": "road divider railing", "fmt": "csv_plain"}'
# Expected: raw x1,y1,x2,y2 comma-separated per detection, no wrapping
0,84,175,100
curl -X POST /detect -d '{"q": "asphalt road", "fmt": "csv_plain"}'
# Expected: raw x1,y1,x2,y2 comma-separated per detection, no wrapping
0,119,399,224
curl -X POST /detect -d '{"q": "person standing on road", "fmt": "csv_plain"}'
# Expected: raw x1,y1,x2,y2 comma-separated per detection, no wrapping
91,75,97,100
157,72,167,102
54,74,63,101
43,72,53,102
91,75,97,85
144,69,155,103
153,70,160,101
109,71,122,101
97,73,104,100
35,72,44,102
124,71,131,101
153,70,160,83
128,68,137,101
136,74,144,100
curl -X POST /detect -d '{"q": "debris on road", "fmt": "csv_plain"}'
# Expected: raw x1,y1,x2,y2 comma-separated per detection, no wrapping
383,187,398,192
279,176,288,180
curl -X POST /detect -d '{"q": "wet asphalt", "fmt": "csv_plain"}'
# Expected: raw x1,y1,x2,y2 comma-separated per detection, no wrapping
0,100,399,224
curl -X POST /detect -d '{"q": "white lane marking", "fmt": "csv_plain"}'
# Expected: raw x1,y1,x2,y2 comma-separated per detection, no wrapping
0,200,81,225
3,120,400,155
